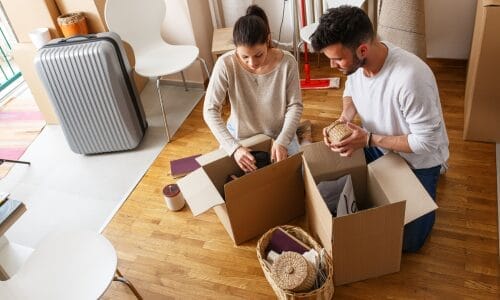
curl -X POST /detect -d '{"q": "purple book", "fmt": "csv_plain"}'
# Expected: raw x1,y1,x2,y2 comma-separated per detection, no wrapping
266,227,310,254
170,154,201,178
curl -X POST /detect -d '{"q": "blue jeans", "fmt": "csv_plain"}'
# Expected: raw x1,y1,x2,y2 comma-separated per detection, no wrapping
364,147,441,252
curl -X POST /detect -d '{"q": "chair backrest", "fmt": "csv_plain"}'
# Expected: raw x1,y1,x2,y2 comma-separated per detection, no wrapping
105,0,166,54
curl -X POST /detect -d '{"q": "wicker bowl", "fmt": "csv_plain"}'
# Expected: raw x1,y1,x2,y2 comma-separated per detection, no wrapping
256,225,334,299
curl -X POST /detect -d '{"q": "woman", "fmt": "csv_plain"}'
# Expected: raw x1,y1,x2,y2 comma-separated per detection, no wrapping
204,5,303,173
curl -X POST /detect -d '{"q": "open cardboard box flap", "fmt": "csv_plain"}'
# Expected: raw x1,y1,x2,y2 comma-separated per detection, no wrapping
177,167,224,216
368,152,438,224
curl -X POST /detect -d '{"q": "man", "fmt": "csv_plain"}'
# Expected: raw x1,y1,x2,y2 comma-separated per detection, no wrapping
311,6,449,252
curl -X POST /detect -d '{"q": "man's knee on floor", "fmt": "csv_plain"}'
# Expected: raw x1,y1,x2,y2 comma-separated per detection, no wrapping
402,211,436,252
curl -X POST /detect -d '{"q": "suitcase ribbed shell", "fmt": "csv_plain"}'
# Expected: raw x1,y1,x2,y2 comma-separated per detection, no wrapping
35,33,147,154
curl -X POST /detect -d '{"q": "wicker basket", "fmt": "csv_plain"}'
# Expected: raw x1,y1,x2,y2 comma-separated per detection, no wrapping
256,225,334,299
325,120,352,143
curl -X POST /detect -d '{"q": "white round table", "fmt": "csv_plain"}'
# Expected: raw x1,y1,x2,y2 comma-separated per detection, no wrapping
0,230,117,300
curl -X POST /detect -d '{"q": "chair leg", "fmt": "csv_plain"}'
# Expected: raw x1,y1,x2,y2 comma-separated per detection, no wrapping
0,159,30,166
113,269,143,300
180,71,188,91
156,77,170,141
197,57,211,80
296,41,304,68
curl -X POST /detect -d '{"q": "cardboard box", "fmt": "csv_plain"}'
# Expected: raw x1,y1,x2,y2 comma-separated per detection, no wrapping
463,0,500,142
122,41,148,93
93,0,108,31
12,43,59,124
178,135,305,245
301,142,437,285
180,136,437,284
1,0,62,43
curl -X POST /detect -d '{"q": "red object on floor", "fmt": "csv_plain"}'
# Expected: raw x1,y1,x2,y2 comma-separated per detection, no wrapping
299,0,331,90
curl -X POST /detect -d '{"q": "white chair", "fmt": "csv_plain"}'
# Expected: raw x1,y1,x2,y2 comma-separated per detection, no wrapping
0,230,142,300
105,0,210,141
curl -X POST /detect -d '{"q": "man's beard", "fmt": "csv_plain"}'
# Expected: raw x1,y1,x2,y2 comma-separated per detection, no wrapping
343,53,366,75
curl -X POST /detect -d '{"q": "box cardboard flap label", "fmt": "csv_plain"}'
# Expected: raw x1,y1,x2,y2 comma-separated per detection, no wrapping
368,153,438,224
177,168,225,216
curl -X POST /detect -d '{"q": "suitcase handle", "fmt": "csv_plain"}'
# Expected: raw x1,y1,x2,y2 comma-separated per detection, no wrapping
58,35,98,43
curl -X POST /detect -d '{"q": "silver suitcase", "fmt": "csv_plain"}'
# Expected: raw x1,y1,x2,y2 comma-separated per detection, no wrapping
35,32,147,154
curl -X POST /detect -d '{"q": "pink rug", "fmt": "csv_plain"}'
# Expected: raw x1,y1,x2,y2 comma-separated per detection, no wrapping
0,148,26,160
0,95,45,178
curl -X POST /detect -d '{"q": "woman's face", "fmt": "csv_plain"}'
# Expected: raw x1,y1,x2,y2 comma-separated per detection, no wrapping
236,43,269,71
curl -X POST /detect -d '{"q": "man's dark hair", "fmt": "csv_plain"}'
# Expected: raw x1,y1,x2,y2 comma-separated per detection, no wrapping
233,5,270,46
311,6,374,52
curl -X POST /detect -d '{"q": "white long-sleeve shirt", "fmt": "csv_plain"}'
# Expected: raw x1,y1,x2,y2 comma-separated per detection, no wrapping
344,42,449,169
203,50,303,155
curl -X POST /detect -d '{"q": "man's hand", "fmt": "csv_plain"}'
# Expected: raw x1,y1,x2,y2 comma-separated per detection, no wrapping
271,142,288,163
329,122,368,157
323,126,333,147
233,147,257,172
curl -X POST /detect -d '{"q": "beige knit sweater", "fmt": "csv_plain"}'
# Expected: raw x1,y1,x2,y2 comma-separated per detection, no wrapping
203,50,303,155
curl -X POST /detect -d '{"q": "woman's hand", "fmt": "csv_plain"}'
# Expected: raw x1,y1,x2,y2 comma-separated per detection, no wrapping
329,122,368,157
271,142,288,163
233,147,257,172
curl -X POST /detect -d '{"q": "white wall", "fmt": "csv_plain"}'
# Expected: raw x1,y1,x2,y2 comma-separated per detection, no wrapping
424,0,476,59
220,0,251,26
220,0,295,46
255,0,294,45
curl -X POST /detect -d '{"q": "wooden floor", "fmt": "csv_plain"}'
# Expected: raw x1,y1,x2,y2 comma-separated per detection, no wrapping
102,57,499,299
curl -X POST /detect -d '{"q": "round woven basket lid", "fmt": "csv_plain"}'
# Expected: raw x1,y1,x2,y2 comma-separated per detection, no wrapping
271,251,315,292
326,121,352,143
